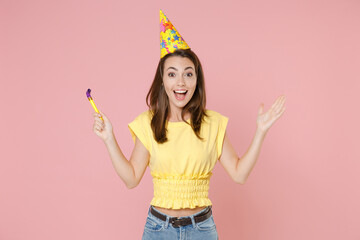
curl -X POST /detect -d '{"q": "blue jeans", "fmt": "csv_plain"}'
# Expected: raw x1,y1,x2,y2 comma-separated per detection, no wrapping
142,205,219,240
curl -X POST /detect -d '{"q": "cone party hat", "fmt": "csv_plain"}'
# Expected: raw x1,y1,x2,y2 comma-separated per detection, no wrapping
160,9,190,58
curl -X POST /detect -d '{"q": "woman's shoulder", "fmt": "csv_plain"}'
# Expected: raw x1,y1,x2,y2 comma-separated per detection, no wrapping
132,109,153,122
204,109,229,125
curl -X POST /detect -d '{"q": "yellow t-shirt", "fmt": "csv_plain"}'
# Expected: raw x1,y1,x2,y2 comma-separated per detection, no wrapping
128,109,229,209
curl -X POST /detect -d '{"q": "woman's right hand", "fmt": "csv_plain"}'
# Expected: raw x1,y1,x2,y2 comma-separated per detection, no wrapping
92,110,114,142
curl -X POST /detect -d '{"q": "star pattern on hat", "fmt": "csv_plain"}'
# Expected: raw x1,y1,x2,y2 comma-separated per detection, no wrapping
159,9,190,58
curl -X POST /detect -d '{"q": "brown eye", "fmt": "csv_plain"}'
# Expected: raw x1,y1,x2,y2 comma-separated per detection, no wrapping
168,73,175,77
187,73,193,77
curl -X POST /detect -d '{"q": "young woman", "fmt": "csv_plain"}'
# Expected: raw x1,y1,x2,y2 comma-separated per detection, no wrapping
91,10,286,240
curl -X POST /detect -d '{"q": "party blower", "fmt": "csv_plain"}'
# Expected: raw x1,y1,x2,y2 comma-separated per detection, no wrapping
86,89,104,121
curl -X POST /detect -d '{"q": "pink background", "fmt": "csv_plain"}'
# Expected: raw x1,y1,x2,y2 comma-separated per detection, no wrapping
1,0,359,239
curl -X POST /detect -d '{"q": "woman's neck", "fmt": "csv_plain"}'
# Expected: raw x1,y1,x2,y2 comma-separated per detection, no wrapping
168,109,190,122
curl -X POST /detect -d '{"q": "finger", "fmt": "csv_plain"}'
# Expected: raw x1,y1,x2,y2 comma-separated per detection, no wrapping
273,103,282,114
95,122,105,128
94,120,103,127
93,113,101,120
276,107,285,119
277,96,286,112
94,114,104,123
97,121,105,128
94,119,102,127
258,103,264,115
94,117,104,124
99,111,104,117
269,97,280,112
274,96,282,107
95,125,103,132
273,96,285,113
275,106,285,115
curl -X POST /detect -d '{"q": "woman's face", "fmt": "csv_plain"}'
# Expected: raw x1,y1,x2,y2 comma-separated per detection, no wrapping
162,56,197,113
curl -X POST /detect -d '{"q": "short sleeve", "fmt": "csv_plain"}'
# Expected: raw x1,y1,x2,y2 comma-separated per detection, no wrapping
128,111,151,152
216,114,229,159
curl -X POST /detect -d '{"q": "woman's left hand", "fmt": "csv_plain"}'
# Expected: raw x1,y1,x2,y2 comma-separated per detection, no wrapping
256,95,286,134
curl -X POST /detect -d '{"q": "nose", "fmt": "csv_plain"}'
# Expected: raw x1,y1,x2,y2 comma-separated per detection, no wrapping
177,75,185,86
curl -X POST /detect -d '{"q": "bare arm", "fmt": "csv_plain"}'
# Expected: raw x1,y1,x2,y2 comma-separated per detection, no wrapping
104,134,150,189
219,95,285,184
237,128,266,184
219,129,266,184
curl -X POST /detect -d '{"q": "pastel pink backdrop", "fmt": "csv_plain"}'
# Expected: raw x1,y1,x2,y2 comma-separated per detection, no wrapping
1,0,359,239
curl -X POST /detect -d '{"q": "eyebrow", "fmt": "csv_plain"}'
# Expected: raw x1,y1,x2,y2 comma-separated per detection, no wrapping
166,66,194,71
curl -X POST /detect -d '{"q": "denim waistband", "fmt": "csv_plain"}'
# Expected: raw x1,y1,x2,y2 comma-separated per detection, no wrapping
151,205,211,218
148,205,212,229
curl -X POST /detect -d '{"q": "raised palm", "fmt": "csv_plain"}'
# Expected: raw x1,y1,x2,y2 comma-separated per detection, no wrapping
257,95,286,133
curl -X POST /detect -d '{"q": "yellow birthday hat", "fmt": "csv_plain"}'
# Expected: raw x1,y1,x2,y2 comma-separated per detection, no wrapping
160,9,190,58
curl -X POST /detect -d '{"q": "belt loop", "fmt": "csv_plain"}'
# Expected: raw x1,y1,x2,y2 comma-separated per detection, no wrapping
165,215,170,228
190,215,196,228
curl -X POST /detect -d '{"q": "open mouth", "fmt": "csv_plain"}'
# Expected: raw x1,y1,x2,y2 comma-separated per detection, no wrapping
173,90,188,101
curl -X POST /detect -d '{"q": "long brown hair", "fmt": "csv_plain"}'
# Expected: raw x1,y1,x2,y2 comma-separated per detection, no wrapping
146,48,208,143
